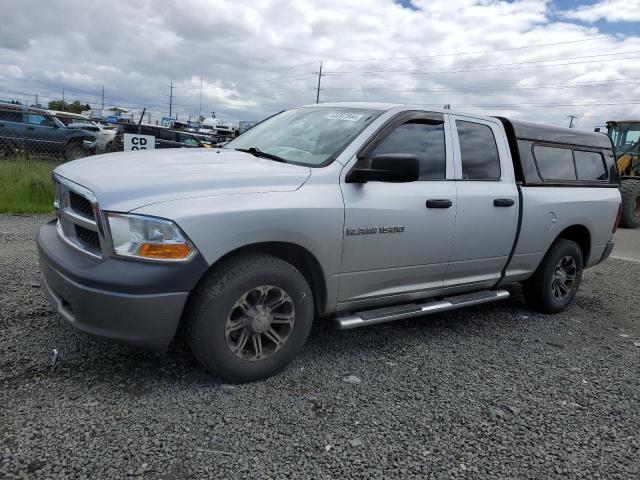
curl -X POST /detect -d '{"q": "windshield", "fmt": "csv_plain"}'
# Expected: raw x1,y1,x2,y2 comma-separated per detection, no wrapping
608,122,640,157
226,107,383,167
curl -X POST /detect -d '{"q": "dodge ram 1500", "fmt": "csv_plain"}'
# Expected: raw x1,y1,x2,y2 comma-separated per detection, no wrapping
37,103,621,382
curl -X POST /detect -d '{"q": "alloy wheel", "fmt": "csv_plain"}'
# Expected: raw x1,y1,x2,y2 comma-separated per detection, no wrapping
225,285,295,361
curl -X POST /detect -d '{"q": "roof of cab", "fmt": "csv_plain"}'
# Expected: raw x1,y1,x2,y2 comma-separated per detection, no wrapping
298,102,613,149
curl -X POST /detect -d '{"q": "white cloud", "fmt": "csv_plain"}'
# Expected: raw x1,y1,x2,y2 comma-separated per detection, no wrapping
0,0,638,130
563,0,640,23
0,65,24,79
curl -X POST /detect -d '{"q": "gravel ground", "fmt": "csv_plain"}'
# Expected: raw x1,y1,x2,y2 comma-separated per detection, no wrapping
1,214,639,479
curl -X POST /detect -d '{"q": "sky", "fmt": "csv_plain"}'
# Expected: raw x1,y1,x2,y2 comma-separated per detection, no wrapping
1,0,639,129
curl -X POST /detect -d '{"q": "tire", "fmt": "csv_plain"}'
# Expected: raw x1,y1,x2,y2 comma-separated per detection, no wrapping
185,254,314,383
522,238,583,314
104,140,119,153
619,179,640,229
65,142,85,161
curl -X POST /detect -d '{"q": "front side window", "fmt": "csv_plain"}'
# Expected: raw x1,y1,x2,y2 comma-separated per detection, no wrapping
227,107,382,167
28,114,56,127
368,119,446,180
456,120,501,180
574,150,608,181
533,145,576,180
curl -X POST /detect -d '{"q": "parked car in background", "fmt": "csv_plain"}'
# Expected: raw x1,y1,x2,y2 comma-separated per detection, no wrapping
190,132,214,148
110,123,204,150
49,111,117,154
0,104,96,160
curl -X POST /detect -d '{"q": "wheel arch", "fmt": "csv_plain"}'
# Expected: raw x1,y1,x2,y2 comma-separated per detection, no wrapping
556,224,591,265
194,241,328,317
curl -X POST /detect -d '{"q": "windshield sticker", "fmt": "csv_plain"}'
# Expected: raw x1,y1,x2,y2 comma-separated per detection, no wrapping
326,112,364,122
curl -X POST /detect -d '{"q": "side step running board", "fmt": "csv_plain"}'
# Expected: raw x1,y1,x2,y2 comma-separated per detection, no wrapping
335,290,510,330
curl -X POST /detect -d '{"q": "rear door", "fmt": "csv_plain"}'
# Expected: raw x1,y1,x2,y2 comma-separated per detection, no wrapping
339,111,457,304
26,113,66,155
0,107,25,151
445,115,519,286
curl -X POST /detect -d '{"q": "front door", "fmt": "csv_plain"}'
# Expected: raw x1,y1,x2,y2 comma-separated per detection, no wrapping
339,111,457,304
26,113,65,155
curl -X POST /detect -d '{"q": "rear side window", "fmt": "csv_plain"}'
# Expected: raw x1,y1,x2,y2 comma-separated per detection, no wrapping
369,119,446,180
456,121,501,180
180,133,200,147
574,150,608,181
0,109,22,122
533,145,576,180
157,130,177,141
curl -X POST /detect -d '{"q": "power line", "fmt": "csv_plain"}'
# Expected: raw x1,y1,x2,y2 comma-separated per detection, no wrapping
325,50,640,75
321,78,640,94
205,61,320,80
179,73,316,89
327,33,637,63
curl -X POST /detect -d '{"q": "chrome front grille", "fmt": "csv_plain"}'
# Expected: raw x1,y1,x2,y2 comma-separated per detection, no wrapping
54,175,104,258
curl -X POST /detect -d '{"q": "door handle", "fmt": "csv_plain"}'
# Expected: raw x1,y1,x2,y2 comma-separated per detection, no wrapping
426,199,453,209
26,126,34,131
493,198,515,207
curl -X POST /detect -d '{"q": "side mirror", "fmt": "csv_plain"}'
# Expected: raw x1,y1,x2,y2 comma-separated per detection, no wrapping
346,153,420,183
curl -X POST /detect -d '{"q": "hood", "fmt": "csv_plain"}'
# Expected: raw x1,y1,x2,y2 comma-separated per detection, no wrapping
54,148,311,212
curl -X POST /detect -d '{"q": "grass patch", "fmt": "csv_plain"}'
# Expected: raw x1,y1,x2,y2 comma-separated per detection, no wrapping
0,159,57,214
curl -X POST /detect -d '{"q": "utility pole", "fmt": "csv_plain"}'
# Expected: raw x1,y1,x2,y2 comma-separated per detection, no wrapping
315,60,323,104
34,90,38,108
168,80,174,118
62,89,65,111
101,85,105,111
568,115,577,128
199,76,203,118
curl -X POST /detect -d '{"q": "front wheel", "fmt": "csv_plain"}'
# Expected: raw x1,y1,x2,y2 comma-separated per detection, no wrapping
185,254,314,382
522,238,583,314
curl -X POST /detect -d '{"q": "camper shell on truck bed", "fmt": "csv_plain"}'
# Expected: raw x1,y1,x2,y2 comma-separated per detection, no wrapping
497,117,620,187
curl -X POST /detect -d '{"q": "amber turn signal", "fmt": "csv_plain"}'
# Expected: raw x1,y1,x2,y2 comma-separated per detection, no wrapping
137,242,192,260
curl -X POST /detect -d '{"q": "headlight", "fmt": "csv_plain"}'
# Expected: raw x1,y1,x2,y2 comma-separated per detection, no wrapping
106,213,195,262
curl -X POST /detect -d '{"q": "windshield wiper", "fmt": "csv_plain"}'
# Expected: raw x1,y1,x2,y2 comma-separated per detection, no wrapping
235,147,287,163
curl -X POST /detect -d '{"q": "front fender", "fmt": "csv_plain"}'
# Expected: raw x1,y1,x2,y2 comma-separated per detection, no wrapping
134,182,345,313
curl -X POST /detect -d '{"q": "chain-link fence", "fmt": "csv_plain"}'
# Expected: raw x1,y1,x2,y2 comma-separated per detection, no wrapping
0,103,232,164
0,104,101,163
0,104,234,212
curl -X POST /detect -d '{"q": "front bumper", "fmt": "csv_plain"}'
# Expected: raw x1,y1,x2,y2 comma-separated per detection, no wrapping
37,220,207,348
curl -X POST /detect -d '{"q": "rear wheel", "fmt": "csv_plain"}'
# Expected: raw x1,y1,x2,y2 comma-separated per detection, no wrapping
619,178,640,228
522,238,583,314
185,254,314,383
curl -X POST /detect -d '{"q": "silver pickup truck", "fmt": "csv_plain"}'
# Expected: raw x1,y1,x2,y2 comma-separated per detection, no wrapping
37,103,622,382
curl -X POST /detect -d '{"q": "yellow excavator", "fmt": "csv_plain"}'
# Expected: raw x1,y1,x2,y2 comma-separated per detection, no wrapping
601,121,640,228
